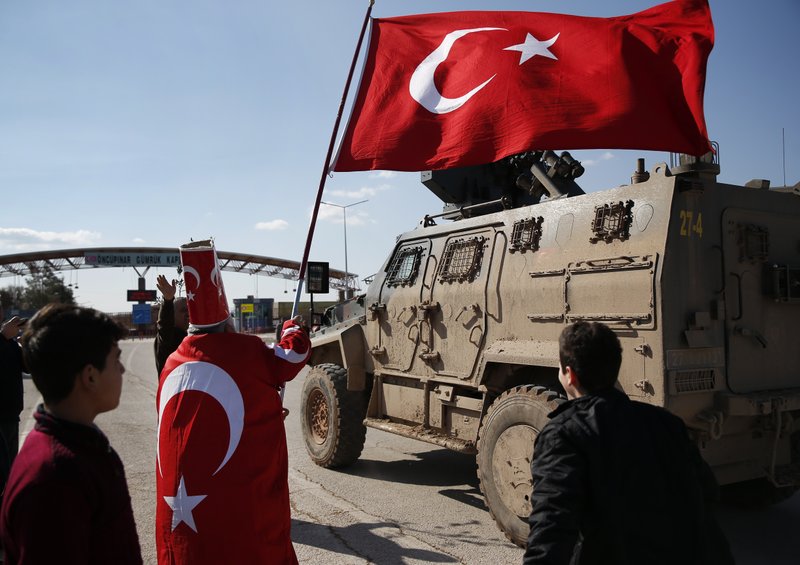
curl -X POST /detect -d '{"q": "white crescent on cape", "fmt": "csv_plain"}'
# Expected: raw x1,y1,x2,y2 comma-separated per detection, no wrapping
409,27,505,115
157,361,245,477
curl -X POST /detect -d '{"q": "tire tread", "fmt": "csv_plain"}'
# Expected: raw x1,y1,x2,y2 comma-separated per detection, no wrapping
304,363,367,469
476,385,562,547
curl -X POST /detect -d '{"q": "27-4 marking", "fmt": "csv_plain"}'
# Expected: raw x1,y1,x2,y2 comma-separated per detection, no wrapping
679,210,703,238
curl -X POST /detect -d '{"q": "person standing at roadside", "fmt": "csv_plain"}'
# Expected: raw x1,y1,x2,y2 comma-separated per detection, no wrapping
0,304,142,564
156,240,310,565
523,321,733,565
154,274,189,377
0,311,25,470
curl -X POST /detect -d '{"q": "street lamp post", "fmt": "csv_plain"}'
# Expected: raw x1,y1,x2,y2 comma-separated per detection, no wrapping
321,199,368,293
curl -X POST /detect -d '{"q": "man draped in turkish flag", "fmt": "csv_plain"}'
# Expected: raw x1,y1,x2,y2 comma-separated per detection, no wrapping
334,0,714,172
156,241,310,564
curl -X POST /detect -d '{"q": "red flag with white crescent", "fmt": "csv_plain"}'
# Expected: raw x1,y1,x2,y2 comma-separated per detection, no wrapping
155,321,310,564
334,0,714,172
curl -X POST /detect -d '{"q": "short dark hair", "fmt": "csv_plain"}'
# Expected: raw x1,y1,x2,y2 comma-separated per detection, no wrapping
558,322,622,392
20,304,126,404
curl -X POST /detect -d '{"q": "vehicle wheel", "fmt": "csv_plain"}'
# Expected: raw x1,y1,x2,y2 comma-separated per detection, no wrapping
476,385,563,548
300,363,367,468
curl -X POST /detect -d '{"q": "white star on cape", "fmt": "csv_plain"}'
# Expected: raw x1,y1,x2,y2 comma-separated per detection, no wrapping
504,32,560,64
164,475,206,532
187,291,195,301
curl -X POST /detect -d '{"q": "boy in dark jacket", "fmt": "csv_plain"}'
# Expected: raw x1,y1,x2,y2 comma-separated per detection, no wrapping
523,321,733,565
0,304,142,564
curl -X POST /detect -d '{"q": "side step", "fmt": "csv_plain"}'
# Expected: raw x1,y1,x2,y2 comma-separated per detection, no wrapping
364,417,477,454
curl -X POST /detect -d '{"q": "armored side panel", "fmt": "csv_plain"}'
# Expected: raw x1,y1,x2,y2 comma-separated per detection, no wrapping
658,174,800,485
351,165,670,454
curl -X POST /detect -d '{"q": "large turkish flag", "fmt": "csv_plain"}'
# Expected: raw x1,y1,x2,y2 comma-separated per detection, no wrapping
334,0,714,172
156,323,309,564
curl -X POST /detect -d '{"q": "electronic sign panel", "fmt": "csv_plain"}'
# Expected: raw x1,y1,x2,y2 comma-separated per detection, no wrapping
127,289,158,302
307,261,330,294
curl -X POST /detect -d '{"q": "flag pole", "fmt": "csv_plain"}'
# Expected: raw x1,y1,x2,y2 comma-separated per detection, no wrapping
291,0,375,319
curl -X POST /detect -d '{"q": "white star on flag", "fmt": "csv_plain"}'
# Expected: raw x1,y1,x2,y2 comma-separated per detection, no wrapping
164,475,206,532
187,291,195,301
504,32,560,64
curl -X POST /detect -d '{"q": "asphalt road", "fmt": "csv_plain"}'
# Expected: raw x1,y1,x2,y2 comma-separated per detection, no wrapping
16,338,800,564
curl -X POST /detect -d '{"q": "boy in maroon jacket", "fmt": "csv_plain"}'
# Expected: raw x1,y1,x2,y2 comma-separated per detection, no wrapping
0,304,142,564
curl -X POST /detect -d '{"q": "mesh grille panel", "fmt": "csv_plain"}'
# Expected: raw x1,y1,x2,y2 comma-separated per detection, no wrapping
510,217,543,252
385,247,422,287
438,237,485,283
674,369,715,393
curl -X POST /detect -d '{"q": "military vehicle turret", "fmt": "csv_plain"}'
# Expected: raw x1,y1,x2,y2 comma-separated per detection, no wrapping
301,148,800,546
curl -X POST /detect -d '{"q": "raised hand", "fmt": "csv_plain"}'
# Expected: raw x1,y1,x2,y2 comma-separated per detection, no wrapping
1,316,24,339
156,274,177,301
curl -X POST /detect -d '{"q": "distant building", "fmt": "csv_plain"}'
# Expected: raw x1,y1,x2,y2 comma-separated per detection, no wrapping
233,296,274,334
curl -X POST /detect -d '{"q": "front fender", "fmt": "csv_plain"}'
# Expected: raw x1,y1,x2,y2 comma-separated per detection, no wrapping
476,339,560,387
309,322,370,391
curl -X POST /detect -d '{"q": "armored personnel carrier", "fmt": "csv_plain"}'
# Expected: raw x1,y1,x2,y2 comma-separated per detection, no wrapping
301,148,800,546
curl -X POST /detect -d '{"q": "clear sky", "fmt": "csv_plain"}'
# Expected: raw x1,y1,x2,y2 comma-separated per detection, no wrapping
1,0,798,314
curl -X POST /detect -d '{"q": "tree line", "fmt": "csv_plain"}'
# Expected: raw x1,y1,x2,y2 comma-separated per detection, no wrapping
0,267,76,313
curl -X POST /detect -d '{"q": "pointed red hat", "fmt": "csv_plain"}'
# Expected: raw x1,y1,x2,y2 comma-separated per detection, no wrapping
179,240,230,328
